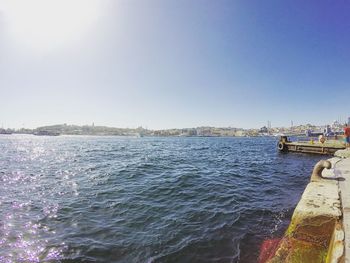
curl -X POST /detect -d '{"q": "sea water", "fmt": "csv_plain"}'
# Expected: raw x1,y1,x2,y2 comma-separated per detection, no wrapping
0,135,324,262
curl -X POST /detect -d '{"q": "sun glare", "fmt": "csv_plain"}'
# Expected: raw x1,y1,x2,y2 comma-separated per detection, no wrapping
0,0,101,52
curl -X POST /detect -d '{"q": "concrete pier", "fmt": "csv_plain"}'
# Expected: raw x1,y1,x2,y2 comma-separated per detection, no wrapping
261,149,350,263
334,150,350,262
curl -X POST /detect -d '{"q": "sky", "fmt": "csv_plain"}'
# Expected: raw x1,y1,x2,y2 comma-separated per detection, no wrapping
0,0,349,129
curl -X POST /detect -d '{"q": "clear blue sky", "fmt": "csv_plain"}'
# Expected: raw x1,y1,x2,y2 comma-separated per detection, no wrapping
0,0,349,129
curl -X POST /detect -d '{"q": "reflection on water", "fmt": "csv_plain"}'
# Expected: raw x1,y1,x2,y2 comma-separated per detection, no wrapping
0,135,324,262
0,137,71,262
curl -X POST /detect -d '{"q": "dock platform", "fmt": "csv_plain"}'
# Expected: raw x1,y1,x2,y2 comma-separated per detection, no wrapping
278,136,345,155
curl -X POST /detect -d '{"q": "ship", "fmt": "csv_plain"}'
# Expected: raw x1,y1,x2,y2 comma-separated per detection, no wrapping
33,130,60,136
0,128,12,135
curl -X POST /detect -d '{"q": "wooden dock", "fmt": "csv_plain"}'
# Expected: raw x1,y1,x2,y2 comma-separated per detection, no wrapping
277,136,345,155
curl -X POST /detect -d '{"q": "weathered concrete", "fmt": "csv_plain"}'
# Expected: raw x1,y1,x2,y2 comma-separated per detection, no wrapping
261,150,350,262
335,149,350,159
266,182,342,262
326,223,344,263
265,159,343,263
332,154,350,262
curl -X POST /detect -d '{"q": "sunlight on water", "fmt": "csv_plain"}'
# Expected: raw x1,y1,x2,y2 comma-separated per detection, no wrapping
0,198,65,262
0,138,68,262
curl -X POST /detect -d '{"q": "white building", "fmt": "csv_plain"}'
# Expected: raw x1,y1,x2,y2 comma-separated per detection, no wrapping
332,120,340,129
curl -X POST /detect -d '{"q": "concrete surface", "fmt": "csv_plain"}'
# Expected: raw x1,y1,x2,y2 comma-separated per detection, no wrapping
332,154,350,262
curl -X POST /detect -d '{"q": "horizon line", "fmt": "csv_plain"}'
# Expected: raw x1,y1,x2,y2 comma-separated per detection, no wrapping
1,121,347,131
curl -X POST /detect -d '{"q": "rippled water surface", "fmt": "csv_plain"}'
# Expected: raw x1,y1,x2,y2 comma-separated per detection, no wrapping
0,135,324,262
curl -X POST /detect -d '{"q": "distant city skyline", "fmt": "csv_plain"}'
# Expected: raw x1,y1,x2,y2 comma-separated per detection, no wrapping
1,117,349,130
1,0,349,130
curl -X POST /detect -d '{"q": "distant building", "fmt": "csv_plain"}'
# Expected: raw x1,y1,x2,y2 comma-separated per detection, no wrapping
235,130,246,137
259,126,268,133
332,120,339,129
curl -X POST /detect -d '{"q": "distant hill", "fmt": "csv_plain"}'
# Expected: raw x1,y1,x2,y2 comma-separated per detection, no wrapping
5,122,335,137
34,124,148,136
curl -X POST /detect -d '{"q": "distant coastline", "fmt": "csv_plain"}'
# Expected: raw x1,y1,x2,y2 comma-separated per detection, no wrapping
0,122,344,137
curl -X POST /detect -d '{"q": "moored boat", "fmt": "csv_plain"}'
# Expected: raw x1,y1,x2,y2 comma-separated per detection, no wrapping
33,130,60,136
